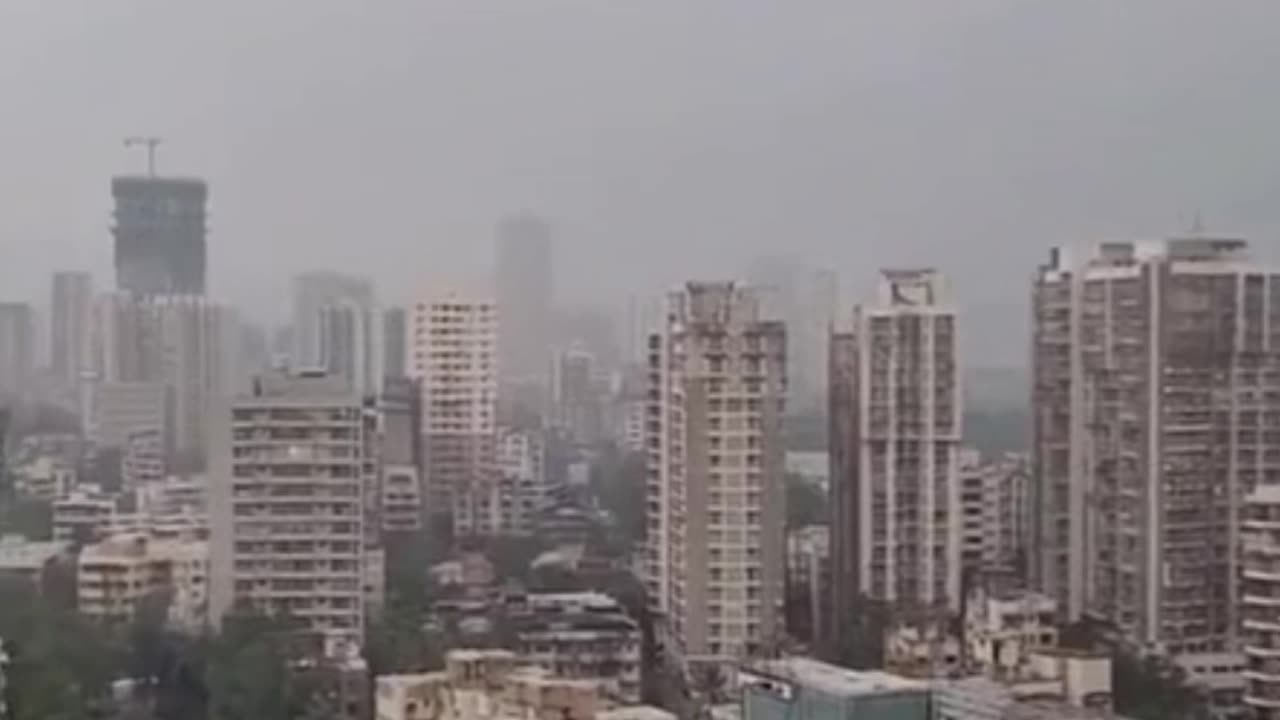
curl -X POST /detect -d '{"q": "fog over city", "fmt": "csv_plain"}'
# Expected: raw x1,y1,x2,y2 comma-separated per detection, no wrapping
4,1,1280,365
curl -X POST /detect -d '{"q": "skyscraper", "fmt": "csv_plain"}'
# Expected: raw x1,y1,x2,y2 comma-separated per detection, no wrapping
318,301,379,398
112,176,208,295
50,271,93,385
0,303,35,402
645,281,787,671
88,292,235,465
291,271,375,370
1031,238,1280,653
748,255,839,414
829,269,962,638
495,212,553,386
208,370,378,646
407,290,498,524
382,307,407,380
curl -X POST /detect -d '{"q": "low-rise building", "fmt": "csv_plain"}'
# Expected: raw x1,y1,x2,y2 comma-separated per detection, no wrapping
739,657,931,720
11,456,77,502
0,535,70,590
53,485,118,544
376,649,601,720
508,592,642,704
932,650,1115,720
77,533,208,629
965,587,1059,678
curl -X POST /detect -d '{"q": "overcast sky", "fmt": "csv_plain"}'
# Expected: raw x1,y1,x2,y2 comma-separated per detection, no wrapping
3,1,1279,365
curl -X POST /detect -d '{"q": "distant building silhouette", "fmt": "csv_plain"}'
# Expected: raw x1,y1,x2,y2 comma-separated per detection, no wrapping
112,176,208,295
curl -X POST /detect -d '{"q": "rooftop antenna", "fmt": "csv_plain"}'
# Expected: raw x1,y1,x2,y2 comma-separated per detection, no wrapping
123,136,162,177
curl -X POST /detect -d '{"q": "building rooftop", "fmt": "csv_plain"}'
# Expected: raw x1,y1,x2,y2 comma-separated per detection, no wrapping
0,535,68,570
746,657,927,698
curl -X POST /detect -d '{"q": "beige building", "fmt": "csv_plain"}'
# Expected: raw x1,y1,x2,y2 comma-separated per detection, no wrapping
53,486,118,544
830,269,963,638
376,649,602,720
645,281,787,672
209,370,378,647
1032,238,1280,653
407,291,497,524
77,533,208,629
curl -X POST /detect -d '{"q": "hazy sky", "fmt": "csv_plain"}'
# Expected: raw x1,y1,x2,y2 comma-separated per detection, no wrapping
3,1,1279,365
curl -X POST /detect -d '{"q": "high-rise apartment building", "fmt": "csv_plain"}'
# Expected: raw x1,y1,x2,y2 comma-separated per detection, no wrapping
88,293,235,464
495,212,553,386
408,291,498,524
208,370,378,646
748,255,839,413
551,344,602,444
50,271,93,385
112,176,208,295
645,281,787,671
1031,238,1280,653
957,450,1029,577
291,271,375,371
318,301,379,398
829,269,962,637
383,307,407,380
0,303,35,402
380,376,423,533
1242,485,1280,717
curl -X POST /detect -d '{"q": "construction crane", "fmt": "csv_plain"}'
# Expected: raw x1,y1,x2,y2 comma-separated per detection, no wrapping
123,136,162,177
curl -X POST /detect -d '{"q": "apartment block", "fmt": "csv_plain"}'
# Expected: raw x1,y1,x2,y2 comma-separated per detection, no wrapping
209,370,378,647
829,269,962,637
454,427,548,537
1032,238,1280,653
77,533,208,629
407,291,497,522
1243,484,1280,717
645,281,787,671
785,524,831,651
958,450,1030,577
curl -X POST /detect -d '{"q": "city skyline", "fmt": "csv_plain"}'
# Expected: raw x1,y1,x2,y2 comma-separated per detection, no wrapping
8,4,1280,366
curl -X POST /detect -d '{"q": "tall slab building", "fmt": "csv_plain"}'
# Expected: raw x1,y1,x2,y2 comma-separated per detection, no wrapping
495,212,553,386
829,269,962,649
645,281,787,672
1032,238,1280,654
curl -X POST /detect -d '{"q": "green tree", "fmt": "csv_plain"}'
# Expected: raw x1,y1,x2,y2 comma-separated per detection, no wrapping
1112,651,1210,720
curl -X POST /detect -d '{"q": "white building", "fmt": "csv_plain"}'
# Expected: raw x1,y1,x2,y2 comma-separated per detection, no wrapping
1243,484,1280,717
645,281,787,672
1032,239,1280,651
965,587,1059,678
454,428,547,537
830,269,962,624
407,291,497,522
53,486,118,544
209,370,378,647
957,450,1029,576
